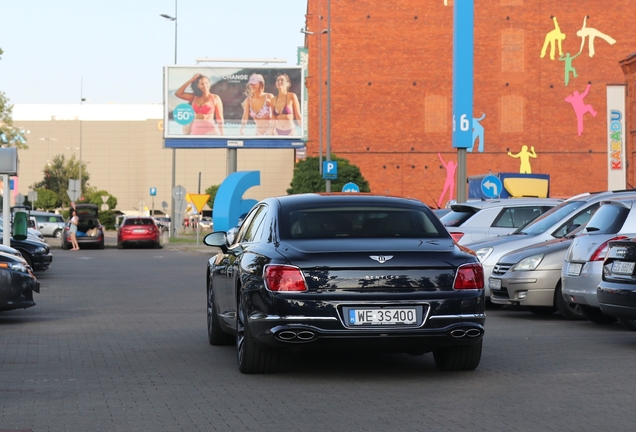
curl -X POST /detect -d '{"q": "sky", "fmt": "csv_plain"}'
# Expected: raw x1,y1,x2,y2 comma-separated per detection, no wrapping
0,0,308,105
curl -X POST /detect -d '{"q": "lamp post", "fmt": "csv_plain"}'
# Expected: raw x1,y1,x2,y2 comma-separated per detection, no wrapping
79,80,85,199
38,137,57,165
325,0,332,192
161,0,178,237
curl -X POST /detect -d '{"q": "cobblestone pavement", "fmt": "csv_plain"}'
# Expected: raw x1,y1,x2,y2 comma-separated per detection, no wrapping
1,247,636,431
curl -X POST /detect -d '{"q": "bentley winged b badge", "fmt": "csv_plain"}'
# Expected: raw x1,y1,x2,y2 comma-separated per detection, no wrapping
369,255,393,264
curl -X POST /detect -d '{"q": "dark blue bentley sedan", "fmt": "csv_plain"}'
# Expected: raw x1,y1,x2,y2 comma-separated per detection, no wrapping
204,194,485,373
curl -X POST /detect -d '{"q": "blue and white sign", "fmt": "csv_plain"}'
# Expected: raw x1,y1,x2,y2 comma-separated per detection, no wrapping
150,187,157,196
342,182,360,193
323,161,338,180
481,175,502,199
451,0,474,149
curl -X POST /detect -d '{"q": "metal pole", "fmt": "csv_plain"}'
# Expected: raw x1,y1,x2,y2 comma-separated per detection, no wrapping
318,14,324,175
2,174,10,246
457,148,467,202
325,0,332,192
79,79,83,199
227,149,237,176
170,0,178,237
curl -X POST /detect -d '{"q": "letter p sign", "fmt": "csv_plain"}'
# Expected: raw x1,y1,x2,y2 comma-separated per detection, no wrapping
323,161,338,180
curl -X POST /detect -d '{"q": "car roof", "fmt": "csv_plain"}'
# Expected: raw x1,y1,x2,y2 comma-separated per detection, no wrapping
449,198,562,211
272,193,427,210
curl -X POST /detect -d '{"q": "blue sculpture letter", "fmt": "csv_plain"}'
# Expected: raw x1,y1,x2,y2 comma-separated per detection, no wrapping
213,171,261,232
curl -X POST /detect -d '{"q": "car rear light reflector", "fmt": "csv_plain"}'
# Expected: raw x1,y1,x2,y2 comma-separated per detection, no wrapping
590,236,629,261
454,263,484,290
264,265,308,292
450,232,464,242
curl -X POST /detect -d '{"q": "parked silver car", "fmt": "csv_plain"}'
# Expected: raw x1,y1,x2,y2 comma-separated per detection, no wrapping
562,198,636,327
440,198,561,245
466,190,636,299
30,211,66,238
489,227,584,319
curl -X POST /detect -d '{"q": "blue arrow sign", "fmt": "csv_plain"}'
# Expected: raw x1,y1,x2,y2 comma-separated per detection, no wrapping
481,175,502,198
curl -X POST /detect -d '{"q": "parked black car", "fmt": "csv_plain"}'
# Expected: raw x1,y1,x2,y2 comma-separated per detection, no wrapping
598,239,636,330
204,194,485,374
62,204,105,250
0,251,40,312
0,235,52,272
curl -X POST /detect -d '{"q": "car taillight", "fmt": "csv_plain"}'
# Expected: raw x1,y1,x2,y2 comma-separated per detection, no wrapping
453,263,484,290
450,232,464,242
264,265,308,292
590,236,629,261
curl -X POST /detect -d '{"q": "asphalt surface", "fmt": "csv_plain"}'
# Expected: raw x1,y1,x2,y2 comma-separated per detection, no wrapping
2,246,636,431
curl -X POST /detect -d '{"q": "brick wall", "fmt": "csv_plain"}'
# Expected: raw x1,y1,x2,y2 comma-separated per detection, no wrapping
305,0,635,205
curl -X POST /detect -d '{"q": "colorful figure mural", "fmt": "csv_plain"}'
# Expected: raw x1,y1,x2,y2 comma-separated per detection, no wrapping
564,82,597,136
437,153,456,208
559,52,580,86
540,16,566,60
577,15,616,58
508,145,537,174
468,113,486,153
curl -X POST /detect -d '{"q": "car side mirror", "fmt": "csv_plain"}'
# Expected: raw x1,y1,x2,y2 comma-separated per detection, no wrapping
204,231,229,252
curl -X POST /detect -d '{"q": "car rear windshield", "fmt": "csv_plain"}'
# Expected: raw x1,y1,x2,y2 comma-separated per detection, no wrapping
585,203,631,234
124,218,154,226
283,206,443,239
514,200,586,236
439,208,476,227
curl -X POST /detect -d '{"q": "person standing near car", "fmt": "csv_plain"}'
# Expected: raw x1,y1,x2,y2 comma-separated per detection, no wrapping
69,210,80,251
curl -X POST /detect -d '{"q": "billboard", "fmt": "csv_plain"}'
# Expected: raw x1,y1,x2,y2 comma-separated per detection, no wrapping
606,85,626,190
163,66,305,149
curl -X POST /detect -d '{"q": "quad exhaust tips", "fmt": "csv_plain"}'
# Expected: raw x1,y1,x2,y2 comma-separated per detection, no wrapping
276,330,317,342
450,328,482,338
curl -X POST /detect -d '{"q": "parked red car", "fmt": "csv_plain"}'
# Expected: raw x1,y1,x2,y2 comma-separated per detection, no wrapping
117,217,162,249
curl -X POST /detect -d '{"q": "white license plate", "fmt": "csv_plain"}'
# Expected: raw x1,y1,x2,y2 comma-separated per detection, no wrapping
612,261,635,275
567,263,583,276
133,229,146,234
489,278,502,290
348,308,416,326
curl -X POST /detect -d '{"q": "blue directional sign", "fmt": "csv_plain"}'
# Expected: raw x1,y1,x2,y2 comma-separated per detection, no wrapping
323,161,338,180
342,182,360,193
150,187,157,196
481,175,502,199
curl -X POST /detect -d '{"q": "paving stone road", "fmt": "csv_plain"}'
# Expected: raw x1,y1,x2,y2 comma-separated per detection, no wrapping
1,246,636,431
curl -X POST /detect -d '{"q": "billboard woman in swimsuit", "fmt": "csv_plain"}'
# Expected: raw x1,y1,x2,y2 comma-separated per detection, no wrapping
240,73,274,136
272,73,301,136
175,74,224,135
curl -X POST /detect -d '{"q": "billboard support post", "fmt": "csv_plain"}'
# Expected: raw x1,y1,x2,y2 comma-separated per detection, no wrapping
227,148,237,176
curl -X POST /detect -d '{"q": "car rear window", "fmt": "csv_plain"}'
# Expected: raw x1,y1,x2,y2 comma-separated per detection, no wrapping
585,203,631,234
439,208,476,227
124,218,154,226
283,207,443,239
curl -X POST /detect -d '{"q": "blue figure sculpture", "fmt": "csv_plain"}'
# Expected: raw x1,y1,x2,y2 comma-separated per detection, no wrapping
467,113,486,153
212,171,261,232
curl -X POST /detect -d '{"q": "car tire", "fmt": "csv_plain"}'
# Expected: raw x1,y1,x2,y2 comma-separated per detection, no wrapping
618,318,636,331
580,305,617,324
54,230,62,239
236,294,280,374
21,253,34,270
154,241,162,249
526,306,556,316
207,285,233,346
433,340,482,371
554,283,585,320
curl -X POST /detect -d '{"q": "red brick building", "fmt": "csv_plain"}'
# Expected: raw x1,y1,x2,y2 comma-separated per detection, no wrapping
303,0,635,207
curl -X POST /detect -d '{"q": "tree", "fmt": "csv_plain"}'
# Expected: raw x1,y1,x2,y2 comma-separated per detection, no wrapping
33,189,60,210
31,154,90,208
0,91,28,149
287,155,370,194
205,185,220,209
81,188,118,210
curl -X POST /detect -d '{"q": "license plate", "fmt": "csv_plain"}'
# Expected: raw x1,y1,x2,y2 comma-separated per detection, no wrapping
567,263,583,276
489,278,502,290
348,308,416,326
612,261,635,275
133,229,146,234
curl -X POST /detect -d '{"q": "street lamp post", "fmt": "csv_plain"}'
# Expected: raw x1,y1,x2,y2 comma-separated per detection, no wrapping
79,79,85,199
325,0,332,192
161,0,178,237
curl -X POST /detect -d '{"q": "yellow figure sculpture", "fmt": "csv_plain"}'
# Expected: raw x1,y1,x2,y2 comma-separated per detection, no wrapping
508,145,537,174
540,16,566,60
577,15,616,58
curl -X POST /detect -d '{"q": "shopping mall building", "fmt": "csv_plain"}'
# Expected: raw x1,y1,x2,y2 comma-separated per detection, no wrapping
303,0,636,205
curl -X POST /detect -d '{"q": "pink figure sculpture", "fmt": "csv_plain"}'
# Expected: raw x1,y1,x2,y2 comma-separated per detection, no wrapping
437,153,456,208
564,82,597,136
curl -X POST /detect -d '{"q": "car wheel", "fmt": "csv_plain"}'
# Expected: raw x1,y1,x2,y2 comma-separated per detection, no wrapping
22,254,34,270
580,305,617,324
154,241,162,249
207,284,233,346
433,340,482,371
554,283,585,320
618,318,636,331
54,230,62,239
236,293,280,374
526,306,556,316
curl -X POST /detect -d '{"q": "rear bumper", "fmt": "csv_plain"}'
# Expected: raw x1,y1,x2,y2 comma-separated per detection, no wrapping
562,261,602,307
598,281,636,319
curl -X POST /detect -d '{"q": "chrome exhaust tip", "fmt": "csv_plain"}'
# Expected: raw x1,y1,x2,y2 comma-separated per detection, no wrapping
466,329,482,338
296,331,316,341
450,329,467,338
277,331,297,341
